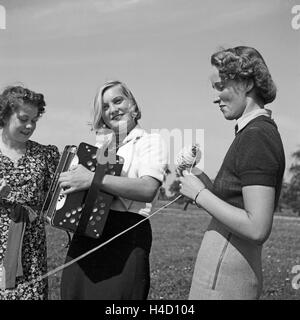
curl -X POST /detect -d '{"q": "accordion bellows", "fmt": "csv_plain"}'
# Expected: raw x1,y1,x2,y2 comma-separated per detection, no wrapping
41,142,123,239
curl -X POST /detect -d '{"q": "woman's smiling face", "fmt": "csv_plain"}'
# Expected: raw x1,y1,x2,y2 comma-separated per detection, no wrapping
210,66,248,120
102,85,137,134
3,103,39,143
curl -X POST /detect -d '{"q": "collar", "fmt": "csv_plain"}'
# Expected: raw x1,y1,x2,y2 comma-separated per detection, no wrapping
121,124,146,145
95,124,145,149
236,108,272,134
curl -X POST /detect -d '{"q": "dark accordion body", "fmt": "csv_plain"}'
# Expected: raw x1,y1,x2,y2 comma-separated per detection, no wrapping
41,142,123,239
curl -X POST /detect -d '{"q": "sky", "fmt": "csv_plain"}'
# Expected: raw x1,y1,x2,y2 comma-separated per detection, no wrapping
0,0,299,188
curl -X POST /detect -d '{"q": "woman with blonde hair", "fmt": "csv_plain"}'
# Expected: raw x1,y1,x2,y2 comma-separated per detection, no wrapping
59,80,168,300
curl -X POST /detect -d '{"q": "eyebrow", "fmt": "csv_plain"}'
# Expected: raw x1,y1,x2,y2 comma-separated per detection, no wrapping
17,114,39,120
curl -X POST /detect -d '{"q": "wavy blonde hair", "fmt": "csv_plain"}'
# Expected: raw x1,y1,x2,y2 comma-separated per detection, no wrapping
92,80,141,131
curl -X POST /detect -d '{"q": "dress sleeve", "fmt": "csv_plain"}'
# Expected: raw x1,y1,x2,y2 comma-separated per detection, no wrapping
236,127,280,187
136,133,168,183
44,145,60,192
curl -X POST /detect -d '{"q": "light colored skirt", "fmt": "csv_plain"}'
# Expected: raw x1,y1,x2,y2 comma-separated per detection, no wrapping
189,218,263,300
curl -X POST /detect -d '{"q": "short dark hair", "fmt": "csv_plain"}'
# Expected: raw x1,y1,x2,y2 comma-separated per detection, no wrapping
0,86,46,127
211,46,276,104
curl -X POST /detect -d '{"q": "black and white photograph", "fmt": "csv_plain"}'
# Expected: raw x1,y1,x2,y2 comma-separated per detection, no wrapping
0,0,299,305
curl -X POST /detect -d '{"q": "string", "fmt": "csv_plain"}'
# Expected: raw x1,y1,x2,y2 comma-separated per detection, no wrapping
24,195,182,287
17,146,201,288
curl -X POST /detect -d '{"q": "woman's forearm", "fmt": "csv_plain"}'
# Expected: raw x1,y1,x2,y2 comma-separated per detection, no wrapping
100,175,160,203
195,189,271,244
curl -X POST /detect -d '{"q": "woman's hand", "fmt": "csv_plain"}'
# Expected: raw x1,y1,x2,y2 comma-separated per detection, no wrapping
0,178,11,199
58,164,94,195
179,170,206,201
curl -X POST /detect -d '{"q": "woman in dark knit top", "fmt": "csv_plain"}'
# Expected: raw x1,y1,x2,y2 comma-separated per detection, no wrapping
179,46,285,299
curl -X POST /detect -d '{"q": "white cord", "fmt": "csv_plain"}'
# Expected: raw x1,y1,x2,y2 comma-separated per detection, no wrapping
23,195,182,287
19,146,201,288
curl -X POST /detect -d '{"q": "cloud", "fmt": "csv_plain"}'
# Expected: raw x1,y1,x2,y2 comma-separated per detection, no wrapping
0,0,153,42
93,0,148,13
31,0,149,19
191,0,281,32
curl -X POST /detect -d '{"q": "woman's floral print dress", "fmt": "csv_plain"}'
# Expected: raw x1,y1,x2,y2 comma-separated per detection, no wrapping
0,140,60,300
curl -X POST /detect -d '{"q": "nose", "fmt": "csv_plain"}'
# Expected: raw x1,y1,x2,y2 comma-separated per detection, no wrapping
109,104,119,115
25,122,33,129
213,96,221,105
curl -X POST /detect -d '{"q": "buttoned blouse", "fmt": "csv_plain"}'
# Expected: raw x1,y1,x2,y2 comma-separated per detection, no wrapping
96,125,168,217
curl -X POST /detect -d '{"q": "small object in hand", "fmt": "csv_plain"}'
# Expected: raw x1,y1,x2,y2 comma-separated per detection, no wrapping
175,144,202,176
0,179,11,199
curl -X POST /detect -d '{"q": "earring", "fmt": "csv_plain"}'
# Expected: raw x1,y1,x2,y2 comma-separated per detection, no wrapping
131,112,137,119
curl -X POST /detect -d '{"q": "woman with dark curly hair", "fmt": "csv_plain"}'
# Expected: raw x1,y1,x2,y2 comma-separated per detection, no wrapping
0,86,60,300
179,46,285,299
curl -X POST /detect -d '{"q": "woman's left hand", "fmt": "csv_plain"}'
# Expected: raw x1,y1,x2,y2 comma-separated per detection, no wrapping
58,164,94,194
179,170,206,201
0,178,11,199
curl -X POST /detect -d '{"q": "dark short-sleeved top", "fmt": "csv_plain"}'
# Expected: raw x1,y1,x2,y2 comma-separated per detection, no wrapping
213,116,285,210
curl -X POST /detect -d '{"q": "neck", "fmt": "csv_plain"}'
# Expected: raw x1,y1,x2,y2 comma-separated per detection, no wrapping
242,97,264,118
1,129,26,150
114,123,137,143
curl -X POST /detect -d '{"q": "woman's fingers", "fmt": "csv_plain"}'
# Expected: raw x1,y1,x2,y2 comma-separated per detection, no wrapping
0,179,11,198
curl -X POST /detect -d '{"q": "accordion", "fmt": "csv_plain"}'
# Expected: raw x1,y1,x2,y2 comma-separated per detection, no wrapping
41,142,124,239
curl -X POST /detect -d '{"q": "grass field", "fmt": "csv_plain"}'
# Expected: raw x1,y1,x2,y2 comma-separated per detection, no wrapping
46,201,300,300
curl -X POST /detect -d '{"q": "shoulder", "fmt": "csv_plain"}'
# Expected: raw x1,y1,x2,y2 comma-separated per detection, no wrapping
134,131,168,162
241,116,279,136
136,131,166,146
237,117,282,148
136,131,167,154
28,140,60,157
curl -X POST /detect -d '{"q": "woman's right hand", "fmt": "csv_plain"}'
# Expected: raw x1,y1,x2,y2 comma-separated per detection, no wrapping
190,167,214,191
0,178,11,199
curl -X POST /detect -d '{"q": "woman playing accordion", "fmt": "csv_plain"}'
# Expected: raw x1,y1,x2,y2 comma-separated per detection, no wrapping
59,80,168,300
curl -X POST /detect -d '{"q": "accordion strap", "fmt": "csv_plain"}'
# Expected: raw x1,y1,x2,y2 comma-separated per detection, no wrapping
75,165,104,235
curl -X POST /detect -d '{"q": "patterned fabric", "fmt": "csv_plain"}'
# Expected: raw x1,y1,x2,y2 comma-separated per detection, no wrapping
0,140,60,300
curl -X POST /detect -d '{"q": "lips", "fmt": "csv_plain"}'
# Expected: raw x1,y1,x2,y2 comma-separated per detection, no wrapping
20,131,31,136
111,114,124,120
